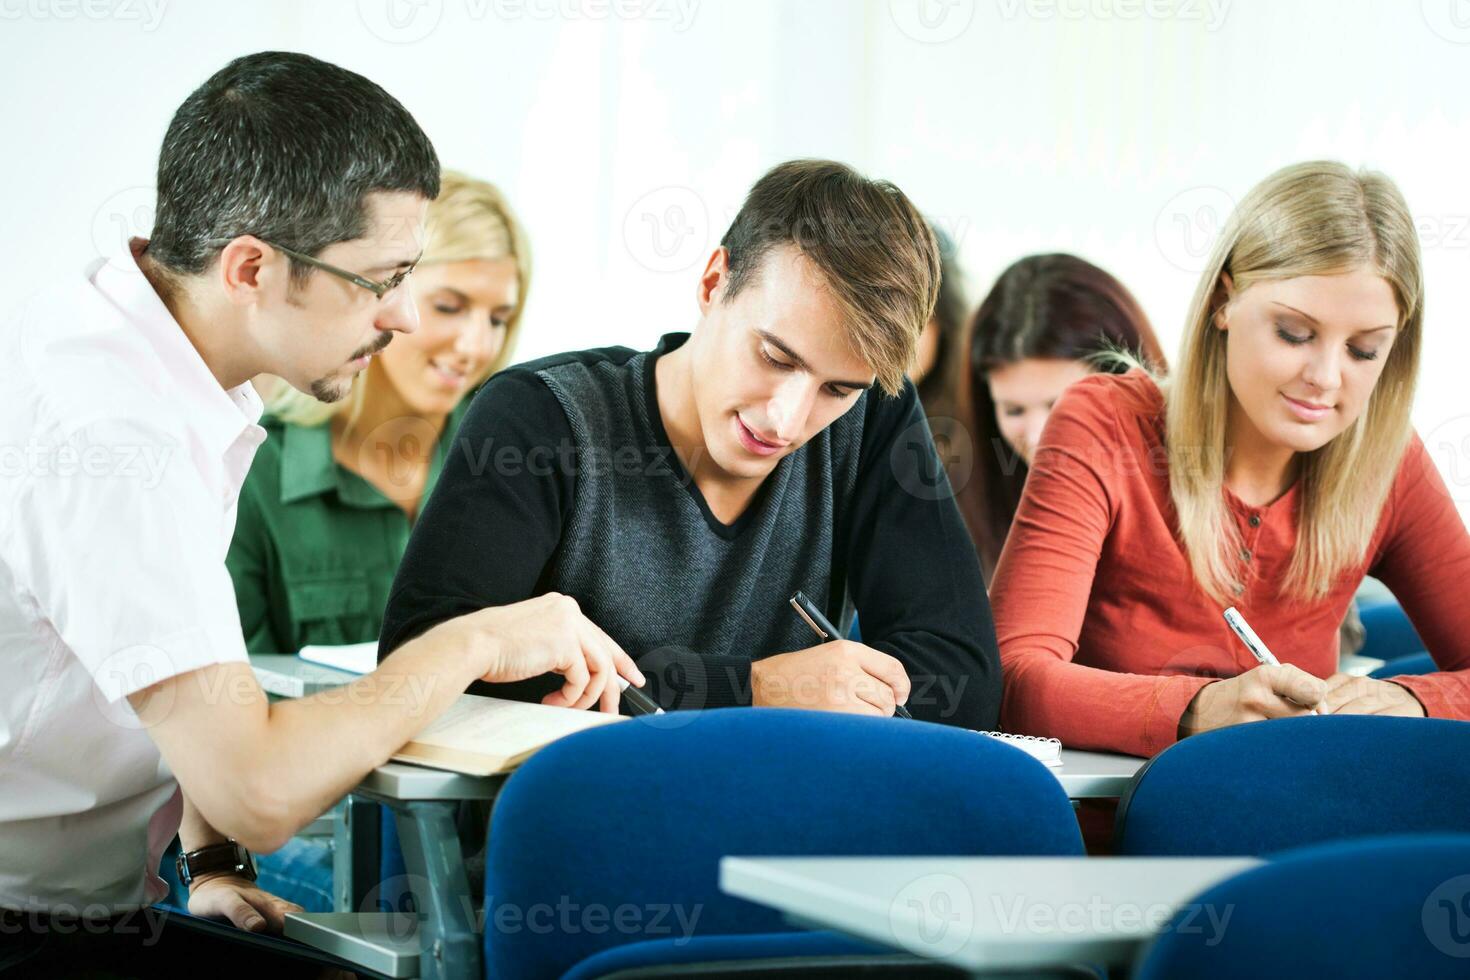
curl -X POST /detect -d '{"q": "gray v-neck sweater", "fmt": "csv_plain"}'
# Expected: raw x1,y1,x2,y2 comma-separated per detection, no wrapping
381,333,999,729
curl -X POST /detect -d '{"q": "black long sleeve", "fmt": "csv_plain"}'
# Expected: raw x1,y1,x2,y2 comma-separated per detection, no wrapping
834,381,1002,730
380,361,1000,730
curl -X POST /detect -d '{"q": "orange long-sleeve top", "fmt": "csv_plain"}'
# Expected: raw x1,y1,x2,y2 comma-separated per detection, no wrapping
989,370,1470,756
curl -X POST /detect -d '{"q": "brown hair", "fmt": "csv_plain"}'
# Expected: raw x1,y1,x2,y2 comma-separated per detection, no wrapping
719,159,940,396
937,253,1166,578
914,220,969,408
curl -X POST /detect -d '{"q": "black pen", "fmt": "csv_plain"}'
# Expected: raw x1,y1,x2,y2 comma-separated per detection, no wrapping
617,675,664,716
788,591,913,719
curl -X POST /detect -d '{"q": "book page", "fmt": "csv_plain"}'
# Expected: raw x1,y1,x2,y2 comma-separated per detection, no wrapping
393,694,625,775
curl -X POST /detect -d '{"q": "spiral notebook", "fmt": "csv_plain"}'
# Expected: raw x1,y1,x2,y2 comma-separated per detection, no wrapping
976,731,1063,767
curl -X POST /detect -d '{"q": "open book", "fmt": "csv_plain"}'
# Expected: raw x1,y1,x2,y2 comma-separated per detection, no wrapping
977,731,1063,767
392,694,626,776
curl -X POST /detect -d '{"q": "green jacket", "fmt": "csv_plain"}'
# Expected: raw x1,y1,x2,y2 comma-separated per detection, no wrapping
226,405,469,653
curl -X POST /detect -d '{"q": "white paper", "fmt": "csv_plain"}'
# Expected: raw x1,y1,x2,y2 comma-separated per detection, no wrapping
298,641,379,674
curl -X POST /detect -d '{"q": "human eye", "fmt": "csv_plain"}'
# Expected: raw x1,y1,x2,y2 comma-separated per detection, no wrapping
759,345,794,371
1275,324,1310,345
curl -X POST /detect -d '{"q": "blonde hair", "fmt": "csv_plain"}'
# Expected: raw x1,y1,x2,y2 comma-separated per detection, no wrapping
1163,161,1422,604
267,170,532,428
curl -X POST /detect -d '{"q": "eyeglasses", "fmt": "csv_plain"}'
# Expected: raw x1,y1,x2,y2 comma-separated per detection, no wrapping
262,240,418,299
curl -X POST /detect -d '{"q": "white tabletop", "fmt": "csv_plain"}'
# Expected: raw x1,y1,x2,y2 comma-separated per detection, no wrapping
1052,748,1147,799
250,653,358,697
720,855,1259,972
249,653,1147,801
357,751,1144,805
1340,653,1386,676
356,761,502,802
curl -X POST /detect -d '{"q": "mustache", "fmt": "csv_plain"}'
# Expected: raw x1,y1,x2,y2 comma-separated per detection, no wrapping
350,332,394,362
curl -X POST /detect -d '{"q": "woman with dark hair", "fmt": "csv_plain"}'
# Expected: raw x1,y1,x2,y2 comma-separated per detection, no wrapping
936,253,1167,578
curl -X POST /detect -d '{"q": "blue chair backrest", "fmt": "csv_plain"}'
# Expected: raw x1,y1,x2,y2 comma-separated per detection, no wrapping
1135,834,1470,978
1370,651,1438,678
1358,596,1426,663
1115,716,1470,856
483,708,1083,978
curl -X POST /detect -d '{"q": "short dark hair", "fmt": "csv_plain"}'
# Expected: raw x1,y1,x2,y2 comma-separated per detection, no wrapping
718,159,939,396
148,51,440,283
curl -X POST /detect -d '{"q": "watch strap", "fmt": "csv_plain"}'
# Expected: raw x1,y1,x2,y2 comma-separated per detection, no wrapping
175,840,256,888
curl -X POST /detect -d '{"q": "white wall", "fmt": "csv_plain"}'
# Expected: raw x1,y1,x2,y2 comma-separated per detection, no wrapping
3,0,1468,510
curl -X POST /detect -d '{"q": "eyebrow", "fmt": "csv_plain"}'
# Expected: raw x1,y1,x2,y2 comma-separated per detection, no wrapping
367,252,423,274
1272,302,1395,335
430,286,517,312
757,330,873,391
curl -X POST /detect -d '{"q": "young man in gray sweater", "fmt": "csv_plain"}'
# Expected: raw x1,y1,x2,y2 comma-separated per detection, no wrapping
381,160,1000,729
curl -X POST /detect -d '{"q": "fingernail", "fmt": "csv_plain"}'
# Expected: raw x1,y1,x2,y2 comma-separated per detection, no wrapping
634,670,647,686
247,916,264,931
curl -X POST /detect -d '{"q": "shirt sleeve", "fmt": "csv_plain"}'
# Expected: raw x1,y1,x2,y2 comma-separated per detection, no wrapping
225,476,285,654
377,369,789,711
378,370,577,704
1368,434,1470,719
988,376,1213,756
835,380,1001,730
6,416,248,702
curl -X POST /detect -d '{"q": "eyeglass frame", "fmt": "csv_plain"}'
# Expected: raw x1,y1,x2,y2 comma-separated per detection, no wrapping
261,239,419,300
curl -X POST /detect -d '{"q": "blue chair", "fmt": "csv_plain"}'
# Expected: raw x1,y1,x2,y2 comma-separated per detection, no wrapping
1135,834,1470,978
1115,716,1470,856
1370,651,1438,679
1358,596,1426,664
483,708,1085,978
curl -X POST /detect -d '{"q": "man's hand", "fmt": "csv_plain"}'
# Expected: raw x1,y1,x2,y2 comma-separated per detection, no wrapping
1179,664,1327,736
425,592,646,714
750,641,912,716
1321,673,1427,717
186,874,302,934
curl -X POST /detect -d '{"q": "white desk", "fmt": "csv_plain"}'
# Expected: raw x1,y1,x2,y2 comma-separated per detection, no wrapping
1340,653,1386,677
251,654,489,980
250,652,358,697
1052,749,1146,799
251,649,1149,979
720,855,1259,974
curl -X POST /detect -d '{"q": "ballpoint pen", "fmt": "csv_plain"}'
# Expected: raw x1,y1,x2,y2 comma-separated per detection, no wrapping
789,590,913,719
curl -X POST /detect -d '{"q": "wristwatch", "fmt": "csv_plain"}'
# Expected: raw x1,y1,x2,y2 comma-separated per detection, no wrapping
175,840,256,888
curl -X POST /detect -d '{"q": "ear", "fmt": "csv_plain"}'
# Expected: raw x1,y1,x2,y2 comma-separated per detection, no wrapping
695,247,731,316
216,235,277,307
1211,271,1235,331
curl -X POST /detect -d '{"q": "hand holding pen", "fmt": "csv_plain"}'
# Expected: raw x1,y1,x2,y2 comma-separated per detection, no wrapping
1179,607,1329,735
1222,607,1321,716
787,591,914,719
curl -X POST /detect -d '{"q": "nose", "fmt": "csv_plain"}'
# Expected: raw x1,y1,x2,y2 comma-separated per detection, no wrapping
767,376,819,444
375,283,420,336
1022,411,1050,463
454,313,505,366
1300,344,1343,395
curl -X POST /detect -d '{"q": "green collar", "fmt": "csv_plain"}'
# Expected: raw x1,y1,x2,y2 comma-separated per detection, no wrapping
277,412,459,510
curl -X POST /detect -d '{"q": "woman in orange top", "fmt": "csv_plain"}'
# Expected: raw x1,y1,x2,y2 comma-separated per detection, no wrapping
989,161,1470,757
933,253,1166,579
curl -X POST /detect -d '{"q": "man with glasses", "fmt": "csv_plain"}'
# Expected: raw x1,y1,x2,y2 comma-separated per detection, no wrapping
0,51,640,976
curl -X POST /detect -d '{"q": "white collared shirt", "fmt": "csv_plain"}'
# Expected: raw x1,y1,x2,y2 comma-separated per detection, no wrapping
0,244,265,913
